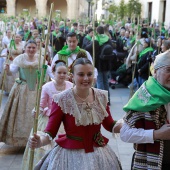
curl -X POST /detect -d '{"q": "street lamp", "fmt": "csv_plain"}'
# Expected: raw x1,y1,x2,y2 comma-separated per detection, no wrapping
86,0,92,18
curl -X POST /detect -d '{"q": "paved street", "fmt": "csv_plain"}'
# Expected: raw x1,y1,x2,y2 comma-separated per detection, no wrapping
0,86,134,170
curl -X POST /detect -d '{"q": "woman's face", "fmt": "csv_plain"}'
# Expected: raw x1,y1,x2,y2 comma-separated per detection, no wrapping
25,43,37,57
36,40,41,48
15,35,22,43
32,31,38,38
73,64,94,90
157,38,162,47
7,30,11,37
53,66,67,83
161,43,167,52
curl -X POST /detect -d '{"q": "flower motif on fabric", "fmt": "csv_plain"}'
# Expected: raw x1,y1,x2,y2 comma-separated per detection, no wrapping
94,132,106,146
137,84,151,104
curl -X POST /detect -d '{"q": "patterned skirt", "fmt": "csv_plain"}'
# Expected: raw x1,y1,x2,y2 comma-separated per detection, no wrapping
34,145,122,170
22,114,65,170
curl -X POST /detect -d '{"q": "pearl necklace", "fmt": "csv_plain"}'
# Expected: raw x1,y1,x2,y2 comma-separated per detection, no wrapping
73,88,92,114
73,90,90,102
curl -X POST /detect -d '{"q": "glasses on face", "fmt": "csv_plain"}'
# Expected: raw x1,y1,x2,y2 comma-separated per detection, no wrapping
159,66,170,74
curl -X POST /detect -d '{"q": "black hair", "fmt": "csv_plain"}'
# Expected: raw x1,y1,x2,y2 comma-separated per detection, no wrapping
71,58,93,74
141,30,148,38
79,24,84,27
120,26,126,30
88,28,93,34
73,22,78,27
96,26,104,34
66,32,78,40
95,21,99,28
24,39,37,48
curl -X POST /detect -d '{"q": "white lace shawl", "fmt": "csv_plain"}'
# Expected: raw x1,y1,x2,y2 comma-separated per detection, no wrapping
53,88,109,126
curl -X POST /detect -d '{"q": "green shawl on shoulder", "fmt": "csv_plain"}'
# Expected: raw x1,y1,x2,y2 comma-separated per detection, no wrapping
124,76,170,112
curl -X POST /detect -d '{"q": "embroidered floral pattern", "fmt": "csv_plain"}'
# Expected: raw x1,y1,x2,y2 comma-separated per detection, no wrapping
53,88,109,126
137,84,151,104
94,132,106,146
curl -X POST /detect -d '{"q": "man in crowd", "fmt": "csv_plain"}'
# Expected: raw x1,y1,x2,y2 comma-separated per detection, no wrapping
120,51,170,170
51,32,97,81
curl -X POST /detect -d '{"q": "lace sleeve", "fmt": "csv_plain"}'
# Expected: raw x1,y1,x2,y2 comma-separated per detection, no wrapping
10,63,19,73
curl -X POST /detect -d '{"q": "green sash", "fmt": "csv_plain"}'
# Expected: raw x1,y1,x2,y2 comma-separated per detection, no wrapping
57,45,80,66
52,31,62,38
123,76,170,112
85,35,92,41
95,34,109,46
24,31,30,41
139,47,153,59
57,45,80,56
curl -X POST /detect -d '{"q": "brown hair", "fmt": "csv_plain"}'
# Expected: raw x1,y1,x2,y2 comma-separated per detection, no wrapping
71,58,93,74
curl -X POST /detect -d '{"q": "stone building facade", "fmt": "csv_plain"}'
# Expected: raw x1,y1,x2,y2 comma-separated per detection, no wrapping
102,0,170,27
1,0,88,20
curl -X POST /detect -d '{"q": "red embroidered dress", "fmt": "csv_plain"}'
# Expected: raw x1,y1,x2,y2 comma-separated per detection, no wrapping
35,88,122,170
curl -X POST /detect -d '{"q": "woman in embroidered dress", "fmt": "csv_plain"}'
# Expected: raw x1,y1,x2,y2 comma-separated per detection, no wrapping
0,40,47,146
28,58,122,170
3,34,24,94
0,29,11,82
22,60,73,169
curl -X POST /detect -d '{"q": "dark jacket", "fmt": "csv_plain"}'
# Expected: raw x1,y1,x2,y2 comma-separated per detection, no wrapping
85,39,114,72
50,32,65,56
137,50,152,80
82,36,91,49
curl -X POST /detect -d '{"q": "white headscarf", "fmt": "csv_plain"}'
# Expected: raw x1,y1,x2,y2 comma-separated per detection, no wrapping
154,50,170,70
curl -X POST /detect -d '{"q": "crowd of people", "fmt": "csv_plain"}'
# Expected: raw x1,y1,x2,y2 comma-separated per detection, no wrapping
0,16,170,169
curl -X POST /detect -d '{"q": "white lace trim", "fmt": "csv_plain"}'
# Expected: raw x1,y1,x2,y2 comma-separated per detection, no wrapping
37,131,53,141
53,88,109,126
13,53,42,68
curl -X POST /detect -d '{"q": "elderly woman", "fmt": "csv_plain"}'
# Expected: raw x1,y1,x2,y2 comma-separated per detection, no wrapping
121,51,170,170
161,40,170,53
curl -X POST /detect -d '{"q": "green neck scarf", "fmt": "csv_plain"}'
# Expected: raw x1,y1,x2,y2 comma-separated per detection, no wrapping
57,45,80,56
52,31,62,38
24,31,30,41
95,34,109,46
139,47,153,59
123,76,170,112
9,39,16,50
86,34,92,41
130,36,136,44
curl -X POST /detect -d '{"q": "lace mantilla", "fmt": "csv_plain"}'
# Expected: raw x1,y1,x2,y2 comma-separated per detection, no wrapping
13,53,42,68
53,88,109,126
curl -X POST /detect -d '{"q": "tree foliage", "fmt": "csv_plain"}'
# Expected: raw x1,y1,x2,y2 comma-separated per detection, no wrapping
127,0,142,18
106,0,142,20
118,0,127,19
